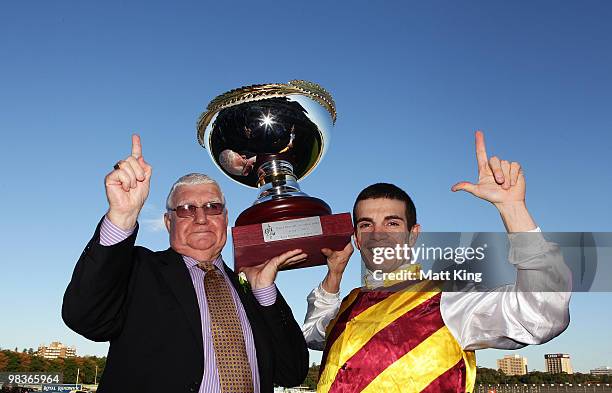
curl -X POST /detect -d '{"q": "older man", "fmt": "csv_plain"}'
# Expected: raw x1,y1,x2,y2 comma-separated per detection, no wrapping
63,135,308,393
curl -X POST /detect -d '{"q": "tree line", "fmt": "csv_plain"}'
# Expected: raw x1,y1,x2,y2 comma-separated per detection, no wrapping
0,350,105,385
2,350,610,389
475,367,612,385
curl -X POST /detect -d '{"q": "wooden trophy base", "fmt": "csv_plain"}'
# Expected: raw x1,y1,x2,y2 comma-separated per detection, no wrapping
232,196,353,270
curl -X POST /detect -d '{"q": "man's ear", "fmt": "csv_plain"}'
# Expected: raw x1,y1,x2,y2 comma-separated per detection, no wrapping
408,223,421,247
353,231,362,251
164,213,171,233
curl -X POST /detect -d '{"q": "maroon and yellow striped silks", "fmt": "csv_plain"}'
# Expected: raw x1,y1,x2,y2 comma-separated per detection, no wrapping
317,280,476,393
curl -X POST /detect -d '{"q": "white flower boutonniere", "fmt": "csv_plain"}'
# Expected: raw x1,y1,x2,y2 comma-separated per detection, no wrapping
238,272,251,293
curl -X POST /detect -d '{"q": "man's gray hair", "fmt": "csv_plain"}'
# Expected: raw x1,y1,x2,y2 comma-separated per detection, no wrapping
166,173,225,210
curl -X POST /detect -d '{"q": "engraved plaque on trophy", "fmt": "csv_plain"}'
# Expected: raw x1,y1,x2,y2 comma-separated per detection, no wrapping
197,80,353,270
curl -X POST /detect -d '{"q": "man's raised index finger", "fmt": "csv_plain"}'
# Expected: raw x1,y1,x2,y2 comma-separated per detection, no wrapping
475,130,488,171
131,134,142,158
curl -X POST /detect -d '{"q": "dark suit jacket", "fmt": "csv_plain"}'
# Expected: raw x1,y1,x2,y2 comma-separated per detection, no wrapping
62,219,309,393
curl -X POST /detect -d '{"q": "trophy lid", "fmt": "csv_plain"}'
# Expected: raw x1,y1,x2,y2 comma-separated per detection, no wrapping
197,80,337,188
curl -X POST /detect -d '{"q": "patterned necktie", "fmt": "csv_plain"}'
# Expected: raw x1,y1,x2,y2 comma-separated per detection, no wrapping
199,263,253,393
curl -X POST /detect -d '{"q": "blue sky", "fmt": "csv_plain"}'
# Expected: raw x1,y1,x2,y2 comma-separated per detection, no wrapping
1,0,611,372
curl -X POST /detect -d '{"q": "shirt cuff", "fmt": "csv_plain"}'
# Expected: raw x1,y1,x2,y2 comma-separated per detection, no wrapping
99,215,136,246
252,284,277,306
507,226,549,264
315,282,340,301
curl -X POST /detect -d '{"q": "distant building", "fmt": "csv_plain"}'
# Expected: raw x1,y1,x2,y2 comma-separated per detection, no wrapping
497,354,528,376
36,341,76,359
545,353,573,374
590,366,612,376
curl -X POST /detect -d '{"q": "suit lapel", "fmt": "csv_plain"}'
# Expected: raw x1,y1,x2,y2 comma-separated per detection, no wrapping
159,248,203,347
223,263,258,317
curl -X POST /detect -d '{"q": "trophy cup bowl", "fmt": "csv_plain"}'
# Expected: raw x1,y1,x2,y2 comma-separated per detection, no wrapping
197,80,353,270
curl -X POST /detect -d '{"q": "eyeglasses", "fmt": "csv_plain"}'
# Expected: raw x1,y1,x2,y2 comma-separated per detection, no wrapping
168,202,225,218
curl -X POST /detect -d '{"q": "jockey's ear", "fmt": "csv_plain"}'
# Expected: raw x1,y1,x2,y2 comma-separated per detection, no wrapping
408,224,421,247
353,232,362,251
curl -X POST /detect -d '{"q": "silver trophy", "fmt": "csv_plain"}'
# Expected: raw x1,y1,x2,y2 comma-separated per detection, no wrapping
197,80,352,269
